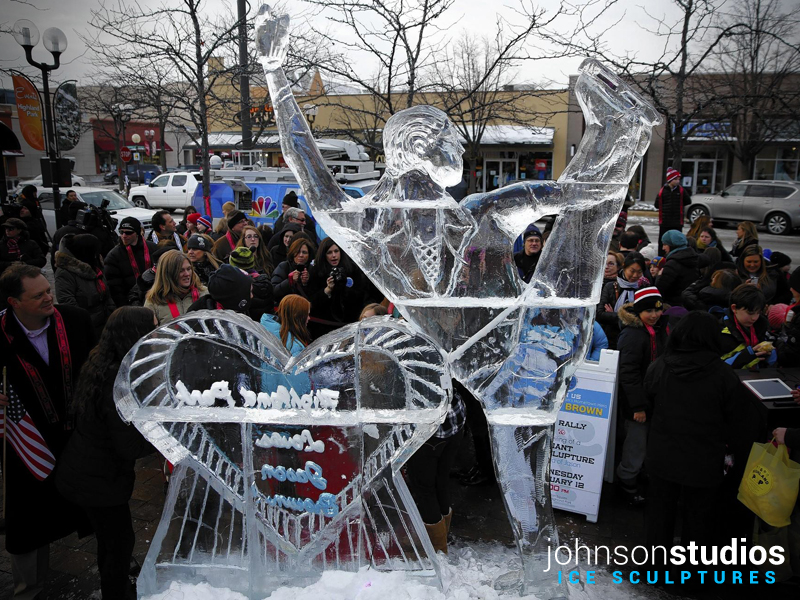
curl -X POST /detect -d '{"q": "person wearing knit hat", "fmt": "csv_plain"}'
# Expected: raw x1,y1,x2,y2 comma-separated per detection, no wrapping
615,285,668,505
1,217,47,276
103,216,159,306
283,191,299,209
188,264,252,314
514,225,543,284
229,246,255,271
196,215,214,236
19,184,38,203
655,167,692,245
768,303,790,331
212,210,249,262
186,234,220,285
655,229,698,307
182,212,201,237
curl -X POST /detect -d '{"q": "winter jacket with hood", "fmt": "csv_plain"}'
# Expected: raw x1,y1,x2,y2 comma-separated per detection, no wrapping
717,308,777,369
0,231,46,275
268,223,302,266
616,302,670,420
656,246,699,306
644,349,745,488
54,243,116,336
271,260,311,302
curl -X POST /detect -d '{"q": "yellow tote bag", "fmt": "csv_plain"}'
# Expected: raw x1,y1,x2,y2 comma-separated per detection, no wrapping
738,441,800,527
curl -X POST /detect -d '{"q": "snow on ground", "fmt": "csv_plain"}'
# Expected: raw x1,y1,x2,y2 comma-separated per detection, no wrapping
142,542,679,600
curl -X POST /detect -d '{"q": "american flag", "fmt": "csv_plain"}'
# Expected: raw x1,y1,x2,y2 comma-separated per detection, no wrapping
0,383,55,481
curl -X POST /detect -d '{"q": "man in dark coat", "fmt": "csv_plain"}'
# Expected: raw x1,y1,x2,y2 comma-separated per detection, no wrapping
0,264,95,597
656,230,699,306
103,217,158,307
0,218,46,277
655,167,691,244
513,225,543,283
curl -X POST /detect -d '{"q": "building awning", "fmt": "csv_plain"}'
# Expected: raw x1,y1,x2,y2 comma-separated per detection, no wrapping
0,122,22,155
461,125,555,146
94,139,173,152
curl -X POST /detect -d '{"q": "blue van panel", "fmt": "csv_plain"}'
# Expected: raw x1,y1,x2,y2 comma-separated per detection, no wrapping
193,180,367,239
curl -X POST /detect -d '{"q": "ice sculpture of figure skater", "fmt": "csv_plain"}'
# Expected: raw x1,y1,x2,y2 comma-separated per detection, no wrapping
256,6,661,597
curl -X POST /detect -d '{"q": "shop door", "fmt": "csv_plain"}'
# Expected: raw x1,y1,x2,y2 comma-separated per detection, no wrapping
680,159,717,195
484,159,518,192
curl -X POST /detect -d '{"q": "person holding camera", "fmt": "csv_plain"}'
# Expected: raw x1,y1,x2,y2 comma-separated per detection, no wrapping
308,238,366,338
271,238,315,303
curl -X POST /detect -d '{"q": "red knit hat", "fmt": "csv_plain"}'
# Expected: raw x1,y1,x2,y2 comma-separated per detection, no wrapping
187,213,201,224
666,167,680,183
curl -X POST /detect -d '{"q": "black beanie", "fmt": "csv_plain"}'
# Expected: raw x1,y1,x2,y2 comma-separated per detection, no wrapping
227,210,247,230
209,264,252,312
67,234,101,266
282,191,299,208
769,251,791,270
119,216,142,233
21,185,38,200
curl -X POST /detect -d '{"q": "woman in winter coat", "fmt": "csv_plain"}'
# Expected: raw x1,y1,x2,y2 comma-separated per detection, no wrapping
308,238,367,338
271,238,315,303
228,246,273,321
644,310,747,556
54,233,116,337
18,196,49,255
235,225,274,276
596,253,646,349
730,221,759,258
55,307,156,600
656,230,699,306
0,217,46,276
615,287,670,504
103,216,158,307
144,249,207,324
736,245,778,303
186,234,220,285
695,227,732,263
269,223,301,266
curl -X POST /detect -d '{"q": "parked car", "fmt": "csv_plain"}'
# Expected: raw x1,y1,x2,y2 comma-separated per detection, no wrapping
129,172,202,209
38,187,158,234
167,164,201,173
103,164,164,186
686,179,800,235
13,173,85,197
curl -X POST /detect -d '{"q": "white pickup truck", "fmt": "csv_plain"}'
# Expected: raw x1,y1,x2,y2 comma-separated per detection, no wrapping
129,172,202,210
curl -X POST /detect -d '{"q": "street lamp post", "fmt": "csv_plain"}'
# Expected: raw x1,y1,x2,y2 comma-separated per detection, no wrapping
110,103,132,192
13,19,68,227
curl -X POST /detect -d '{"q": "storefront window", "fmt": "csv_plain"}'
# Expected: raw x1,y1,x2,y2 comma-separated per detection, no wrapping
754,147,800,181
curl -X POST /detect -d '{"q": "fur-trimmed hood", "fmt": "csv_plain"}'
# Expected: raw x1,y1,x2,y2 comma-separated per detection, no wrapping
54,250,97,280
617,301,671,328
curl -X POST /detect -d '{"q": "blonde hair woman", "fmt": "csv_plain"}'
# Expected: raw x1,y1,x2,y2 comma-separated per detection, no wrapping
144,250,207,324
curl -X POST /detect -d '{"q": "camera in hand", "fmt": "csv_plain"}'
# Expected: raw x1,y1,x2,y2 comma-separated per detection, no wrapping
330,266,345,284
295,264,306,272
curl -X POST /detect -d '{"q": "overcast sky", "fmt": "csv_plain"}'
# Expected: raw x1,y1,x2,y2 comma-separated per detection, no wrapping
0,0,768,91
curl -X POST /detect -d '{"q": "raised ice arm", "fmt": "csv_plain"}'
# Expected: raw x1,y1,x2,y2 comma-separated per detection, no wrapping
255,6,348,213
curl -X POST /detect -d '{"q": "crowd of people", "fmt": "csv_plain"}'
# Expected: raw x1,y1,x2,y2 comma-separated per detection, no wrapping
1,168,799,595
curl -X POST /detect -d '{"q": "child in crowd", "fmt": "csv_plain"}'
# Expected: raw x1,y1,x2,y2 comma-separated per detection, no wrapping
615,287,669,505
718,284,777,369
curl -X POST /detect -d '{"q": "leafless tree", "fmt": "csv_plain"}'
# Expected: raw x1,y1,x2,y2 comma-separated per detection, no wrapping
87,0,243,199
706,0,800,178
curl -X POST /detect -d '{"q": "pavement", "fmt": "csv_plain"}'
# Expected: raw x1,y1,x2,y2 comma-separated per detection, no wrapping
2,430,799,599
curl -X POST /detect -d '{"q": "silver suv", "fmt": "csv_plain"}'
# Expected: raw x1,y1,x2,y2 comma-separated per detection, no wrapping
686,180,800,235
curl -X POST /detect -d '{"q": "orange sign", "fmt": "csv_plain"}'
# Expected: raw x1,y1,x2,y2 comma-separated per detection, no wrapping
13,74,45,151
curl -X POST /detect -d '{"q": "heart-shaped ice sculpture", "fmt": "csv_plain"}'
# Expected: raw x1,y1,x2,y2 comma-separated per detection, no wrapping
114,311,450,598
